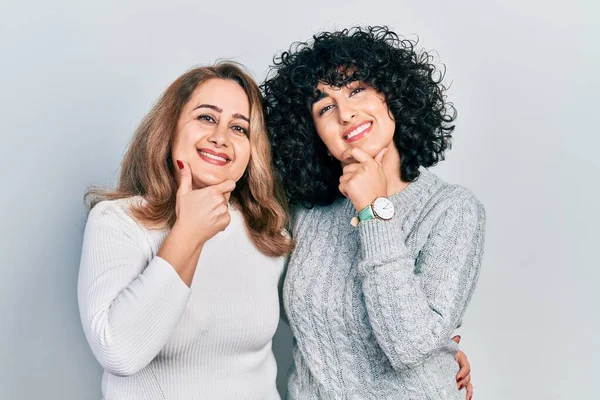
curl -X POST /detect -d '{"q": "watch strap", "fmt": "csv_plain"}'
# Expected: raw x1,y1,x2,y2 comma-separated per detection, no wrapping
358,204,375,221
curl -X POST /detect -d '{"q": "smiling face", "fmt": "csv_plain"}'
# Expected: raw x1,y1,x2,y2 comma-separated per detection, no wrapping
171,78,251,189
311,81,396,163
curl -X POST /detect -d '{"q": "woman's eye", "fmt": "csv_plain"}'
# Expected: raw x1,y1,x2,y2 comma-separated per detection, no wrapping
198,115,216,123
350,87,365,96
232,125,249,135
319,104,334,116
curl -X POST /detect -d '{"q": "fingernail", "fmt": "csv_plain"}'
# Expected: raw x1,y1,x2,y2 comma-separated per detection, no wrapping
176,160,184,169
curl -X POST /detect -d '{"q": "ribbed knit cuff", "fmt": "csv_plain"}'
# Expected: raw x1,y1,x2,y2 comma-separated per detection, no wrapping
358,217,410,272
447,338,460,355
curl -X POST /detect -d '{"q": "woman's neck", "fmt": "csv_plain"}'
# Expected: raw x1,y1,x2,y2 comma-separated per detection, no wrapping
382,144,409,196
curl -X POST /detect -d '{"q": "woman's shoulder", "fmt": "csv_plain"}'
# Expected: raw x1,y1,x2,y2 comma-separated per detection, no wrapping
428,174,485,221
444,184,483,207
289,203,324,237
83,196,170,259
89,196,143,218
86,196,150,234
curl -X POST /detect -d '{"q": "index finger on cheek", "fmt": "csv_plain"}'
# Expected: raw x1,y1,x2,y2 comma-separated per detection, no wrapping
349,147,373,164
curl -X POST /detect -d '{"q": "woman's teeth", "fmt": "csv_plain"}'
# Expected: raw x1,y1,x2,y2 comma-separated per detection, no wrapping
199,150,228,162
345,122,371,140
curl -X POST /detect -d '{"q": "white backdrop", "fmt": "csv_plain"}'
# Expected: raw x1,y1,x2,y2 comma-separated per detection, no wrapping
0,1,597,399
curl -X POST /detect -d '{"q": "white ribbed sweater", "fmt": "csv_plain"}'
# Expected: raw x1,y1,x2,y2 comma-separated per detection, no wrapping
78,198,284,399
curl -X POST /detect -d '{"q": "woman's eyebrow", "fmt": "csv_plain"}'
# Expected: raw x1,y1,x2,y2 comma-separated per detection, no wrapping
194,104,222,113
311,91,329,106
194,104,248,122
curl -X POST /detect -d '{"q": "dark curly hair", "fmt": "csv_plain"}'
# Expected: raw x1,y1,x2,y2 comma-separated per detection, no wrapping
261,26,456,206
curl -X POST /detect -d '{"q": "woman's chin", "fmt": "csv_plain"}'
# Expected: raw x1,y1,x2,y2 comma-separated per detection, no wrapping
192,173,241,189
192,175,222,189
367,139,395,157
354,142,387,158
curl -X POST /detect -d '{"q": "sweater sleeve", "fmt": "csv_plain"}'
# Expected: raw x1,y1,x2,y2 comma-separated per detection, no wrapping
357,194,485,370
77,202,191,377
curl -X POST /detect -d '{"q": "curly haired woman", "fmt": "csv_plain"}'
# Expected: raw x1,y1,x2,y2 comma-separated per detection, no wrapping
263,26,485,399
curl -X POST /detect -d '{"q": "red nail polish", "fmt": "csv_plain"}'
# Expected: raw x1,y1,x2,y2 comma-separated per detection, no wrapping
176,160,184,170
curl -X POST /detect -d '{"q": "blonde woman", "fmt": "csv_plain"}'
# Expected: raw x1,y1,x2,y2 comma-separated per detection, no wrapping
78,62,292,399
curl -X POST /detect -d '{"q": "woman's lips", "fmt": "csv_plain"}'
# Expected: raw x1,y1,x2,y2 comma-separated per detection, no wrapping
197,148,231,166
343,122,372,143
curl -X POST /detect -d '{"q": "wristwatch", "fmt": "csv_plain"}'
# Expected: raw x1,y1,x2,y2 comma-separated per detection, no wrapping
358,197,395,222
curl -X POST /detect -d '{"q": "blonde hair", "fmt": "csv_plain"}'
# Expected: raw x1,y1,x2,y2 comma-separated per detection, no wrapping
86,62,294,257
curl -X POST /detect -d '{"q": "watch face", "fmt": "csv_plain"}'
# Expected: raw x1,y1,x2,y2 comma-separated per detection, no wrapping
373,197,395,220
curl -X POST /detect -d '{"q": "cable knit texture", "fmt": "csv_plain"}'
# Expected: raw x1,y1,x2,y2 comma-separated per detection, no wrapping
78,197,283,400
283,169,485,399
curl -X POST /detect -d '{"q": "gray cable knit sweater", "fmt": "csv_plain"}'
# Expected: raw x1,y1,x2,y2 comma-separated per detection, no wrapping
283,169,486,399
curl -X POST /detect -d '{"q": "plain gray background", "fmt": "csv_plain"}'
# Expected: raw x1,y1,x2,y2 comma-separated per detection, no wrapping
1,0,597,399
